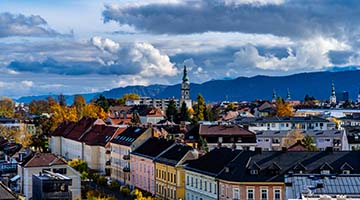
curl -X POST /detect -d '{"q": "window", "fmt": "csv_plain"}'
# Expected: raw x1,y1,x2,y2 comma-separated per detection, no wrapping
271,123,275,127
170,173,173,182
261,189,268,200
168,172,170,181
221,185,225,197
233,188,240,200
186,175,189,185
343,170,351,174
214,184,217,194
247,189,254,200
195,178,198,188
200,179,202,190
321,170,330,175
174,174,176,183
274,189,281,200
204,181,207,191
53,168,66,174
191,177,194,187
250,170,258,175
209,182,212,193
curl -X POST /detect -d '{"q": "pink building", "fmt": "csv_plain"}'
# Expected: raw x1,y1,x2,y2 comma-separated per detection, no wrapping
130,138,174,194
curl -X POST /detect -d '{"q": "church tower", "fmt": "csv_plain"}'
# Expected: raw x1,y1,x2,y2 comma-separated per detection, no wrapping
286,88,291,101
272,89,277,103
181,66,192,107
329,81,337,104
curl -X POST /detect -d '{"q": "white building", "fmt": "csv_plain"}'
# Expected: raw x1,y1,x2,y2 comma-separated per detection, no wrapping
18,153,81,200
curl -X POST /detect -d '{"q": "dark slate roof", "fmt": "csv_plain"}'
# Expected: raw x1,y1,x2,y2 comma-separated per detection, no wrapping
236,116,329,124
185,147,242,176
185,124,200,141
345,127,360,144
0,182,16,200
286,175,360,199
131,137,174,159
339,115,360,121
217,151,360,183
256,130,344,137
156,143,193,166
110,127,148,146
81,125,124,146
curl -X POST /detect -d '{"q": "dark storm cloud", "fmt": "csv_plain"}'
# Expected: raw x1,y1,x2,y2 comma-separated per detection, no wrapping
102,0,360,39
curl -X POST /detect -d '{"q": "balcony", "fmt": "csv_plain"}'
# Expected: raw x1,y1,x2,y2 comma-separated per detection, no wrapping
106,160,111,166
123,167,130,172
123,155,130,160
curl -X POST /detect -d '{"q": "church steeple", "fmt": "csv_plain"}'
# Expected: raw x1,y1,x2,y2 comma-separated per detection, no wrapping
286,88,291,101
330,81,336,104
181,65,191,107
272,89,277,103
182,65,189,84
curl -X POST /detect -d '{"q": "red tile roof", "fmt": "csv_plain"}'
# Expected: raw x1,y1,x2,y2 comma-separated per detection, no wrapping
82,125,126,147
21,153,66,167
199,124,255,136
66,117,100,141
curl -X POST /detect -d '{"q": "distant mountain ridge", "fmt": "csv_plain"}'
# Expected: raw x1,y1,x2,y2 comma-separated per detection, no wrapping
16,70,360,104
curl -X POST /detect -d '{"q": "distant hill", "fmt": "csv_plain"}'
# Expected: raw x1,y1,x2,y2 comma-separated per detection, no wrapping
16,70,360,104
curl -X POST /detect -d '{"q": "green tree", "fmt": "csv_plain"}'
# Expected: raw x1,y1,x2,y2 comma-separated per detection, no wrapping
58,94,66,107
131,112,141,125
178,101,190,122
68,159,88,173
95,95,109,112
166,99,177,121
302,135,317,151
0,97,14,118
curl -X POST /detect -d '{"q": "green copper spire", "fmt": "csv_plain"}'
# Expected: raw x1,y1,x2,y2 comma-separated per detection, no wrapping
182,65,189,84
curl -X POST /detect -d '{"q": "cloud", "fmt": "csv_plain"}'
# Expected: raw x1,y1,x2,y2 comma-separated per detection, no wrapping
91,36,178,77
5,37,178,80
102,0,360,41
228,37,351,73
0,12,64,37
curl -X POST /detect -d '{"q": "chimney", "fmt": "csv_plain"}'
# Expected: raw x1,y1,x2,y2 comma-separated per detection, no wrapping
224,167,230,173
231,143,237,151
325,147,333,153
316,182,324,188
255,147,262,154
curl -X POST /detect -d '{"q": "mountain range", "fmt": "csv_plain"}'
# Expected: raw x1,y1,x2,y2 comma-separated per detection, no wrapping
16,70,360,104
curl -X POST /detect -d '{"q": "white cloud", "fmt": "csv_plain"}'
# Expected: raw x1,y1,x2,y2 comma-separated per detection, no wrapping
91,36,178,77
229,37,351,72
222,0,285,6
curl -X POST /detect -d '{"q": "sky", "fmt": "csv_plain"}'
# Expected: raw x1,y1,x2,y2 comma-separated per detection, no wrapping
0,0,359,98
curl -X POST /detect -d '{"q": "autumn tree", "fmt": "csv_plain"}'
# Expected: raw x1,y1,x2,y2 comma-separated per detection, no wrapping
82,103,107,120
0,125,32,147
166,99,177,121
0,97,15,118
282,129,304,148
226,102,237,111
275,97,293,117
29,100,51,115
116,93,140,105
194,94,206,122
73,95,86,119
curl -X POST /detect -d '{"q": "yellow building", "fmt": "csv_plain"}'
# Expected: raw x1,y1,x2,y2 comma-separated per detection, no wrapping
155,143,197,200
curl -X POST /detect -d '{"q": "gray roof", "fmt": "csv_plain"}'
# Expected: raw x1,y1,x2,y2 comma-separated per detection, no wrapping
236,116,329,124
286,175,360,199
256,130,344,138
0,182,16,200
